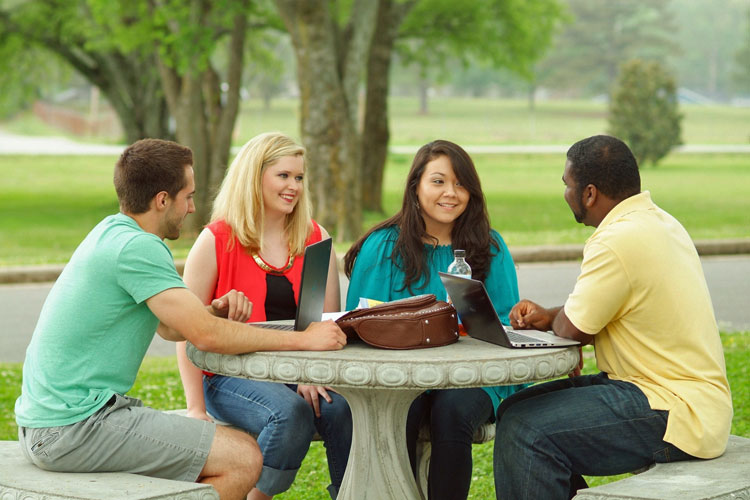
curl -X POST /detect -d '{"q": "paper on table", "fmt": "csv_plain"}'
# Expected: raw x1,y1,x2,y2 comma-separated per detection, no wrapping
322,311,349,321
321,297,384,322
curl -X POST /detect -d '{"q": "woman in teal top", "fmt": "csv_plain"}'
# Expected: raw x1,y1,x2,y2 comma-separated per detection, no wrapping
344,140,525,500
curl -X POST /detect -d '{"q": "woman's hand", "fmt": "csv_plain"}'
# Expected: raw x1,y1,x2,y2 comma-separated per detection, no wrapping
297,385,334,418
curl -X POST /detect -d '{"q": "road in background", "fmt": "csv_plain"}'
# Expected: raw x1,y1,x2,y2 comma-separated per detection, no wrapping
1,255,748,363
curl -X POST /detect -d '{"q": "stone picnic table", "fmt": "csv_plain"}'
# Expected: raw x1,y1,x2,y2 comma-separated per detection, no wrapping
187,336,580,500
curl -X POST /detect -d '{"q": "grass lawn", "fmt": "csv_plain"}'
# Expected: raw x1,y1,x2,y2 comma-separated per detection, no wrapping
235,97,750,147
1,152,749,265
2,332,748,499
4,97,749,147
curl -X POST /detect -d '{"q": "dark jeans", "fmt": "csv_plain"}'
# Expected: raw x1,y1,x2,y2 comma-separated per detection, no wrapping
494,373,694,500
406,388,493,500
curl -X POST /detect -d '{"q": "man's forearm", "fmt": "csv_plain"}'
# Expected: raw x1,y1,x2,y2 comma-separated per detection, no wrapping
551,306,594,345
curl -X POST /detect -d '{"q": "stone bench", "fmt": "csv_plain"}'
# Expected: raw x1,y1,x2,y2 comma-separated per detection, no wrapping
0,409,493,500
168,408,495,500
0,440,218,499
573,434,750,500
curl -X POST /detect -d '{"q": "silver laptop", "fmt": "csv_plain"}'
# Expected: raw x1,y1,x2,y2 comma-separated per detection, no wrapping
249,238,332,331
439,272,579,348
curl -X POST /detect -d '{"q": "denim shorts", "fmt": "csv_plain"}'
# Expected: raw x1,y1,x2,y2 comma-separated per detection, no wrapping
18,394,215,482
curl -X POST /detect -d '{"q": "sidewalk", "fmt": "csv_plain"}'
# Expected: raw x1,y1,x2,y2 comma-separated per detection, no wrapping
3,131,750,155
2,239,749,285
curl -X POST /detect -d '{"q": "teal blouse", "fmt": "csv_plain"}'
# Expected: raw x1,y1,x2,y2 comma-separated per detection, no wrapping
345,225,526,413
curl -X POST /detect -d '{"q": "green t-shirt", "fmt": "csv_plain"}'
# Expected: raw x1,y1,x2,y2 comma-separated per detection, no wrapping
15,213,186,428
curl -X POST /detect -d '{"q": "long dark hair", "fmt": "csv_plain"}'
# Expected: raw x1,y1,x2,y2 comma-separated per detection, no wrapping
344,140,499,293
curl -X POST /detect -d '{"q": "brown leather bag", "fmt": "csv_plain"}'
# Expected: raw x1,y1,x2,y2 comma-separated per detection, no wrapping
335,294,460,349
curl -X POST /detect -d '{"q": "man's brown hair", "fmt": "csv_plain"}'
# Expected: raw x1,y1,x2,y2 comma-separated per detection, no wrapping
114,139,193,214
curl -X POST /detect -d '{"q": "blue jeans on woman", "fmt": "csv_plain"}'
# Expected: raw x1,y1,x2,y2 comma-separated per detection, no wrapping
203,375,352,497
406,388,494,500
494,372,695,500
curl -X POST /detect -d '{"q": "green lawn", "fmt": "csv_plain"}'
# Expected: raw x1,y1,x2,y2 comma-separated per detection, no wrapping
1,152,748,265
237,97,750,146
4,97,749,147
2,332,748,499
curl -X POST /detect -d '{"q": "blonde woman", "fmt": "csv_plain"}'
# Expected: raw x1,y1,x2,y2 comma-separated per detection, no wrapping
177,132,351,500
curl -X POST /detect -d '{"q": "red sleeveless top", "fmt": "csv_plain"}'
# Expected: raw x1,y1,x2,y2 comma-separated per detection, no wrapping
207,219,323,322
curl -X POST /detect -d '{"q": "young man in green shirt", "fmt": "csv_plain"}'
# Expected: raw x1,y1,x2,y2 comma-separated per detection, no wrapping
15,139,347,499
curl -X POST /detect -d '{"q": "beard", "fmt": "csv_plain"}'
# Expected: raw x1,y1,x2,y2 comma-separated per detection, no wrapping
571,199,587,224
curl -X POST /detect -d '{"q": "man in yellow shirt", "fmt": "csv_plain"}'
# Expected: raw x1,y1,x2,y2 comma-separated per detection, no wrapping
493,135,732,500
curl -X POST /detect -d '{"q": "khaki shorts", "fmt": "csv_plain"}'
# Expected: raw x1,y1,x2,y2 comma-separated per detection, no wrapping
19,394,215,482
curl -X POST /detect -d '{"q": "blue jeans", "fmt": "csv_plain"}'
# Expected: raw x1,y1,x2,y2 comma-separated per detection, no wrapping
406,388,493,500
494,373,695,500
204,375,352,497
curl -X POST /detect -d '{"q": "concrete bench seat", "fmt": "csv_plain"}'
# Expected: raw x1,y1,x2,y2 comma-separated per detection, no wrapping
573,434,750,500
0,409,493,500
0,440,218,499
168,408,495,500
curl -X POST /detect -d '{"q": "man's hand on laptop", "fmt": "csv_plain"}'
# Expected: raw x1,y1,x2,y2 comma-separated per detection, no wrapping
209,289,253,322
300,320,347,350
509,299,557,331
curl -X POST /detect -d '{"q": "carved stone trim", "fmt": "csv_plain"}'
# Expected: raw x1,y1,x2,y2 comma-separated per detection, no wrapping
187,338,579,390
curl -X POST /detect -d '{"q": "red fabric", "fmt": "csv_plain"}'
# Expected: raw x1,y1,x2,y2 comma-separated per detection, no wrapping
207,219,322,322
202,220,322,377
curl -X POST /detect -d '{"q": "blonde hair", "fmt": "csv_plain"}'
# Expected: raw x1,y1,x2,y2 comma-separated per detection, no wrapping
211,132,312,256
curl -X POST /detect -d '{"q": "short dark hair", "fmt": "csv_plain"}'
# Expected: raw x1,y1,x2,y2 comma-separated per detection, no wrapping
114,139,193,214
566,135,641,200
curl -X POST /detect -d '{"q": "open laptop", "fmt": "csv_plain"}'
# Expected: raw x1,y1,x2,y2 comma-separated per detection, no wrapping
249,238,332,331
439,272,579,348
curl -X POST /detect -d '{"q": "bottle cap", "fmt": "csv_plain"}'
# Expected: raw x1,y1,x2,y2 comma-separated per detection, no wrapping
453,249,466,258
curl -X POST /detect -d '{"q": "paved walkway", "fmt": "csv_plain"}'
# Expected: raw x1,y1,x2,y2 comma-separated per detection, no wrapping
3,130,750,155
2,255,748,363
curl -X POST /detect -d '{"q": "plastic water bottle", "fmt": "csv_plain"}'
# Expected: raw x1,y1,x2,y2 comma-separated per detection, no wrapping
447,249,471,334
447,249,472,280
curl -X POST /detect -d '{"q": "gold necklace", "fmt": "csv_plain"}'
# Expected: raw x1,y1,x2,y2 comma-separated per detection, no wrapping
251,252,295,275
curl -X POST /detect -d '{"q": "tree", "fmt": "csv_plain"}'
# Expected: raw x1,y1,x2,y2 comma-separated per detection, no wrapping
361,0,564,212
275,0,379,242
672,0,749,101
538,0,678,96
608,59,682,166
0,33,70,119
87,0,282,233
0,1,171,142
732,8,750,94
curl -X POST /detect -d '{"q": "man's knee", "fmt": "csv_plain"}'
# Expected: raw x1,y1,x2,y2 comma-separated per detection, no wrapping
205,426,262,487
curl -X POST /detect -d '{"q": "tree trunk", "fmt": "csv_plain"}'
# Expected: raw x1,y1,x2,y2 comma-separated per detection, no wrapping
99,53,172,142
276,0,377,242
41,46,172,143
156,1,247,235
418,75,430,115
360,0,415,213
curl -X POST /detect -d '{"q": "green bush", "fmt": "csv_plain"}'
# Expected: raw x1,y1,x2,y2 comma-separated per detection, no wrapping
608,59,682,166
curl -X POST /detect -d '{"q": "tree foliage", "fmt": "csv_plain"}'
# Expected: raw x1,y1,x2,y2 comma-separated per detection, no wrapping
0,0,172,142
608,59,682,167
359,0,564,212
86,0,281,233
539,0,678,96
672,0,749,100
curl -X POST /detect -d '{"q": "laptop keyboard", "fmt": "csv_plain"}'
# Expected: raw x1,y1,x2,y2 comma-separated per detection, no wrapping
252,323,295,331
506,330,547,344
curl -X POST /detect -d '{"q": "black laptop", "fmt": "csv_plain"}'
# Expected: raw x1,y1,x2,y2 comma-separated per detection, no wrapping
249,238,332,331
439,272,579,348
